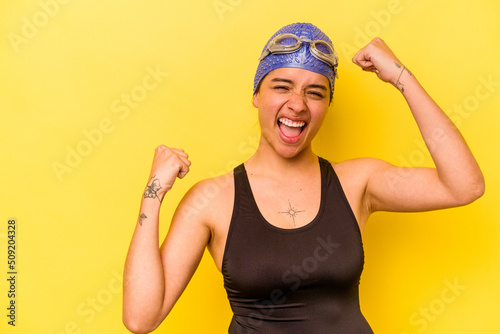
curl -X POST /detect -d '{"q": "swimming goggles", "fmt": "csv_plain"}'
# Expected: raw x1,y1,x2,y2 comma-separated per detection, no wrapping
258,33,339,78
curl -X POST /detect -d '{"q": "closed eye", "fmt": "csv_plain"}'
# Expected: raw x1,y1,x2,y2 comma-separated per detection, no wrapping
307,91,325,99
273,85,290,91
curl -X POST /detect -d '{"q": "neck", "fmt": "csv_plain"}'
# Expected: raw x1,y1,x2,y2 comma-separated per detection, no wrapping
245,143,318,177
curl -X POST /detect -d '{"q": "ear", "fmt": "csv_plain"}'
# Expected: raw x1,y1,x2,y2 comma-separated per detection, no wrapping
252,92,259,108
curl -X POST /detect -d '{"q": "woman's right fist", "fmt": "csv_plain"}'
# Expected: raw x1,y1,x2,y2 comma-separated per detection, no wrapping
144,145,191,201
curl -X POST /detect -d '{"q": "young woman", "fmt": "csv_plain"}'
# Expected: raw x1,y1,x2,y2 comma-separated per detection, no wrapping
123,23,484,333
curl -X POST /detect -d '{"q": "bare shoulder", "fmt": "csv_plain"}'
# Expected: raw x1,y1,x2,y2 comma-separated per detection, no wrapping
171,171,235,271
331,157,392,183
173,171,235,230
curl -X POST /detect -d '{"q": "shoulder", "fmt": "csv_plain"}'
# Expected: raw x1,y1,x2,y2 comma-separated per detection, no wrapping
326,157,385,198
173,171,235,225
330,157,392,182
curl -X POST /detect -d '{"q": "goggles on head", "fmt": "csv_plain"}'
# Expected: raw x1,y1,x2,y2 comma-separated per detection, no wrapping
258,33,339,79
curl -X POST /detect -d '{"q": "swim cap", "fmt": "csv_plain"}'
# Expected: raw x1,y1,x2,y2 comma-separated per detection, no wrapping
253,22,338,101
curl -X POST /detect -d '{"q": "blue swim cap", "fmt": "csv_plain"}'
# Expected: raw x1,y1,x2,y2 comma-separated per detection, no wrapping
253,22,338,101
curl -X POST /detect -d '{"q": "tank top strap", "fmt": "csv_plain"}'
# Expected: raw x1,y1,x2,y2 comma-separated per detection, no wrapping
231,163,253,212
318,156,334,197
318,156,362,238
233,163,246,180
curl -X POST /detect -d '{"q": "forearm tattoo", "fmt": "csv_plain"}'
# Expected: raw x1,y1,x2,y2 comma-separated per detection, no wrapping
279,200,305,227
144,175,162,202
394,61,412,93
138,213,147,226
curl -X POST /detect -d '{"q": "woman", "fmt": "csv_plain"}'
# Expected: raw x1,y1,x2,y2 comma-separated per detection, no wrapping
123,23,484,333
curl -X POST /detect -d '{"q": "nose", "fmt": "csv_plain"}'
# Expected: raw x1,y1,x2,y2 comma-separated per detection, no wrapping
286,90,307,113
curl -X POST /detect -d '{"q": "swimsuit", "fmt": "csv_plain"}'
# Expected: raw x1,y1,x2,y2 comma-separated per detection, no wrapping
222,157,373,333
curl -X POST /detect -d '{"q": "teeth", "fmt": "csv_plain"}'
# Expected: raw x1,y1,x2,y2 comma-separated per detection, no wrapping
279,118,305,128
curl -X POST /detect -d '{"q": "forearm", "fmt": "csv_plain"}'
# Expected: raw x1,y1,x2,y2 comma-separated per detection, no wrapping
123,146,192,333
354,38,485,211
123,193,166,332
396,68,485,200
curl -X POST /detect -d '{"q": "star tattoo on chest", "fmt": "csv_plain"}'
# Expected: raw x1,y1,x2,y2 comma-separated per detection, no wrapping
279,200,305,227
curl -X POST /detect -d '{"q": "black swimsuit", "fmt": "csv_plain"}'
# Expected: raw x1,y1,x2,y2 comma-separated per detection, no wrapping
222,157,373,333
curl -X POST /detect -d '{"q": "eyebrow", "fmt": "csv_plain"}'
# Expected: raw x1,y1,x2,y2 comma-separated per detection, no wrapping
307,84,328,91
270,78,294,84
270,78,327,91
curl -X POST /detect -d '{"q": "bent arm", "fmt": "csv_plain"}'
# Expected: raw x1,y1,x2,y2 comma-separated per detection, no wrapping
369,69,484,212
353,38,485,213
123,146,210,333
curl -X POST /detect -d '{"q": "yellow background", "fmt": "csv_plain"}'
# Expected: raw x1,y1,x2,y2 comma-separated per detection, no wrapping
1,0,499,333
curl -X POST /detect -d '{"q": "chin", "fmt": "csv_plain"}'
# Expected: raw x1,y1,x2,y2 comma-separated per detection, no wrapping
275,145,307,159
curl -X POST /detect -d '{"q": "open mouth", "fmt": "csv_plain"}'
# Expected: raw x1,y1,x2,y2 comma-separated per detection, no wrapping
278,117,306,141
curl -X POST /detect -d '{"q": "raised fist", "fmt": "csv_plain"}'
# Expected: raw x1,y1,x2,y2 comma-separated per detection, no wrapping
352,37,409,89
144,145,191,201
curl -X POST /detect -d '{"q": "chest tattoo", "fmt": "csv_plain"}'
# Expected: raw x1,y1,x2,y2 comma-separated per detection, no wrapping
278,200,305,227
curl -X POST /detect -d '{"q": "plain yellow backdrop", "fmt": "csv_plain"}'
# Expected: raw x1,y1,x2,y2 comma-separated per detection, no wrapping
1,0,499,333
